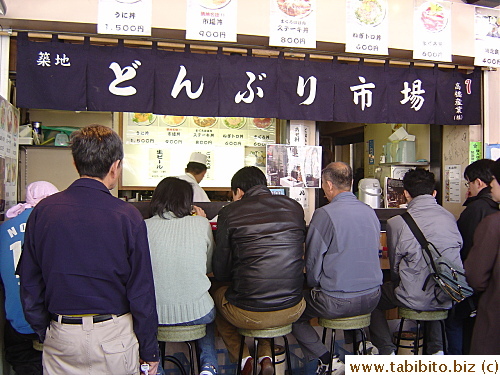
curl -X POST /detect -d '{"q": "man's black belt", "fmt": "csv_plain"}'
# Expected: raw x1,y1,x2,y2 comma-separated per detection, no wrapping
51,313,127,324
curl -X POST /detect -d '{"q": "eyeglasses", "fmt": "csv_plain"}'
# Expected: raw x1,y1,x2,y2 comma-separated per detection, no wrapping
465,181,470,188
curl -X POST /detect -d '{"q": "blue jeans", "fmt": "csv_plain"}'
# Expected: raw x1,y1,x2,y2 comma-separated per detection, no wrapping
158,308,217,375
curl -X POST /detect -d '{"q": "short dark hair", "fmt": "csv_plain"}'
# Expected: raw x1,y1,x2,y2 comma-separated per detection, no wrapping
492,158,500,183
403,168,435,198
322,162,352,191
71,125,124,179
231,166,267,193
464,159,495,185
150,177,193,218
186,162,207,175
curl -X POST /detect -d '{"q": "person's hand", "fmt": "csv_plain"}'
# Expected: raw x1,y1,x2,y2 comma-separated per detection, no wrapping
139,359,159,375
192,205,207,217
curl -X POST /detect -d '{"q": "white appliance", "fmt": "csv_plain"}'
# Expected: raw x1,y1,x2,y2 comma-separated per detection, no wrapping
358,178,382,208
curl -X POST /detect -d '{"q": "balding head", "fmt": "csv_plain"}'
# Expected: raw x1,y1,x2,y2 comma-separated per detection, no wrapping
322,162,353,192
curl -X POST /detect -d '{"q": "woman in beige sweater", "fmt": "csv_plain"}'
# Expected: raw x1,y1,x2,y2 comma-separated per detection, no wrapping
146,177,217,375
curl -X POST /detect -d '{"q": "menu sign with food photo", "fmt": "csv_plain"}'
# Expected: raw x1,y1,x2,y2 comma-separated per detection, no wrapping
186,0,237,42
269,0,317,49
345,0,389,56
122,113,276,188
474,6,500,68
98,0,152,36
413,0,452,62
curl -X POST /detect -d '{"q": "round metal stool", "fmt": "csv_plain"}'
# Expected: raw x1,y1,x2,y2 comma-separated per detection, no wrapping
319,314,371,367
395,307,448,355
236,325,293,375
158,324,206,375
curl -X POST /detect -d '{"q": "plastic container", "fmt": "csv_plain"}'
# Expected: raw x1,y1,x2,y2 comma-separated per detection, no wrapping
358,178,382,208
396,141,416,163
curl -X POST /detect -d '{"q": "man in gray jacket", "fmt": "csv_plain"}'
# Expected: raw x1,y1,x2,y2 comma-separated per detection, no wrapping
292,162,382,374
369,168,463,355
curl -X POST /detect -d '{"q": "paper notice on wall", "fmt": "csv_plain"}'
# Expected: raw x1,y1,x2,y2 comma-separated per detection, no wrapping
98,0,152,36
473,6,500,68
186,0,237,42
289,187,309,209
345,0,389,55
269,0,317,48
413,0,452,62
444,164,461,203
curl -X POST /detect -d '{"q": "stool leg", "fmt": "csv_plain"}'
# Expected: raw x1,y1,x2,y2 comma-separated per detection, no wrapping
395,318,405,355
237,335,245,375
165,355,188,375
415,321,421,355
352,330,358,356
194,341,201,373
329,330,336,370
185,341,196,375
440,320,447,355
159,341,166,368
359,328,367,355
321,327,327,344
283,335,293,375
271,337,276,373
253,338,259,375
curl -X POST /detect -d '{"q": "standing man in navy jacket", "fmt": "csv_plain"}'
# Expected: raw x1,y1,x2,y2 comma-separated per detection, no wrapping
18,125,159,375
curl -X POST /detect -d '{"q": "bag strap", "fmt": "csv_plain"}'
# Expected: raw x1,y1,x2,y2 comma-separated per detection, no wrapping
400,212,440,275
401,212,427,249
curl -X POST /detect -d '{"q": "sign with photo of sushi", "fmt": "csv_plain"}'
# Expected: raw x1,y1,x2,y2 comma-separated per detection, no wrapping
413,0,452,62
269,0,316,49
186,0,237,42
473,6,500,68
345,0,389,56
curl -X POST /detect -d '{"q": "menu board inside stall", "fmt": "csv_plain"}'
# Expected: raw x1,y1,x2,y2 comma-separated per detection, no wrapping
121,113,276,188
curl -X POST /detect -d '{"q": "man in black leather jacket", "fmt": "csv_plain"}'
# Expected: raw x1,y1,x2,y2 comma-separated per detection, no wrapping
213,166,306,375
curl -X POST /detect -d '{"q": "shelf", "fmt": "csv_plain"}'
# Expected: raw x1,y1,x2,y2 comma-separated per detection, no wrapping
379,162,429,166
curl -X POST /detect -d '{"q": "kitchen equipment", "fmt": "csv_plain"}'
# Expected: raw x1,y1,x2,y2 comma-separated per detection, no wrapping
358,178,382,208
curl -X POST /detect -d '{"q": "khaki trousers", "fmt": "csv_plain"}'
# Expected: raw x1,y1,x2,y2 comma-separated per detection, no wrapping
43,313,139,375
214,286,306,362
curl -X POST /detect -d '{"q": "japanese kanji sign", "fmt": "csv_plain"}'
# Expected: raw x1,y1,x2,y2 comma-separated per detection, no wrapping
474,6,500,68
15,32,481,125
413,0,452,62
269,0,317,49
97,0,152,36
186,0,237,42
345,0,389,56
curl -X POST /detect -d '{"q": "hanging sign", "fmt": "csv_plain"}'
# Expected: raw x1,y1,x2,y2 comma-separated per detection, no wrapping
15,33,482,125
186,0,237,42
269,0,317,49
97,0,152,36
474,6,500,68
345,0,389,56
413,0,452,62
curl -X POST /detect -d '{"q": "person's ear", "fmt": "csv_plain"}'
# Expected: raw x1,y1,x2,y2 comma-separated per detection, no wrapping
432,190,437,197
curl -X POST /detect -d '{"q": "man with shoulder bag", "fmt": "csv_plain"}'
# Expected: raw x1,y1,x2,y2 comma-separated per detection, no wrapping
369,168,464,355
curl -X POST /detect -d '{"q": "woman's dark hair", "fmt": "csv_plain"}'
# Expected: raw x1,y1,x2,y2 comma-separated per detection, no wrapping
71,124,124,179
403,168,436,198
150,177,193,218
231,166,267,193
464,159,495,185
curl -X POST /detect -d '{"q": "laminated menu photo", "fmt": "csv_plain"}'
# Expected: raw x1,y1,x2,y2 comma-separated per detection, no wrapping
384,177,407,208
